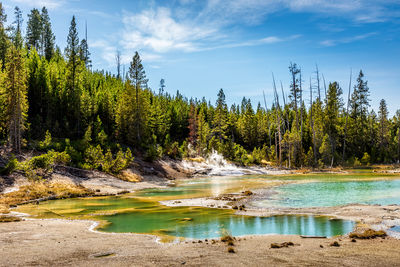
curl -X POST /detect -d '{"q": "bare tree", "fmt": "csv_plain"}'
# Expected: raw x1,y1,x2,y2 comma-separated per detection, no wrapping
310,77,317,166
273,73,282,166
116,50,121,79
342,69,352,164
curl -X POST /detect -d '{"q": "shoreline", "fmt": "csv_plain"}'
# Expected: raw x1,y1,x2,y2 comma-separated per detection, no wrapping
2,164,400,266
2,217,400,266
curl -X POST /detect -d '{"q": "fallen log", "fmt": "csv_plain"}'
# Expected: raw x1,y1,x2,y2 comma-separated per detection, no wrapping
300,235,327,238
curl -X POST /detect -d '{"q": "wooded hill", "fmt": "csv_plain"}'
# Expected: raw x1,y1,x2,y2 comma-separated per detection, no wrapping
0,3,399,173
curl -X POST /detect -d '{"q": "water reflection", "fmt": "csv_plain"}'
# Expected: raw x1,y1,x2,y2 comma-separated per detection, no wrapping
255,179,400,208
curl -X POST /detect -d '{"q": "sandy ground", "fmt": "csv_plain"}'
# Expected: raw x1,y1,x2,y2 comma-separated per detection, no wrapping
2,161,400,266
1,219,400,267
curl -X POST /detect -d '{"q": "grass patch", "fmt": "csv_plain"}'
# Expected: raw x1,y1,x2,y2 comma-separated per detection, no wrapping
227,247,235,253
329,241,340,247
242,190,253,196
221,234,234,243
0,204,10,214
349,229,387,239
270,242,295,248
118,170,142,182
0,181,93,208
0,215,21,222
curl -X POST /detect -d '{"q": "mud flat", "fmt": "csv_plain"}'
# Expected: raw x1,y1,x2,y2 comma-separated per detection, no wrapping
1,218,400,266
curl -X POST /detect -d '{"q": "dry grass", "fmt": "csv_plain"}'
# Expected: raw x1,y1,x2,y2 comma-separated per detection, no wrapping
0,204,10,214
0,181,93,208
0,215,21,222
242,190,253,196
221,235,234,243
329,241,340,247
227,247,235,253
349,229,387,239
270,242,295,248
118,170,142,182
186,157,205,163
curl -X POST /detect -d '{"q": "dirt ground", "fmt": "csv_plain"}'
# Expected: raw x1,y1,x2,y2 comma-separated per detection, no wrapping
1,218,400,267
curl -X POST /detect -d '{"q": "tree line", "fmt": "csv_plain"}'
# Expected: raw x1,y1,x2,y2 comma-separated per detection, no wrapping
1,3,399,171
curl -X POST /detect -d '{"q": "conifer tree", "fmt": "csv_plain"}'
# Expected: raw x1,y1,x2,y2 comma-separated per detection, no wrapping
5,45,27,153
41,7,55,60
65,16,81,135
128,51,148,142
26,8,42,52
0,3,9,70
378,99,389,162
12,7,23,49
212,89,228,145
323,82,342,166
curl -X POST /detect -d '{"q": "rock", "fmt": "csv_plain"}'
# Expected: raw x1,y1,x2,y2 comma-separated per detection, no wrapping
330,241,340,247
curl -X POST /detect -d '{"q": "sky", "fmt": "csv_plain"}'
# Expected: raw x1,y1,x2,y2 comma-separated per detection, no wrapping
3,0,400,114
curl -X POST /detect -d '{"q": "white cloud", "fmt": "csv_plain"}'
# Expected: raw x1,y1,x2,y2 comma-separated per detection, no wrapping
121,7,217,53
320,32,377,46
199,0,399,25
10,0,65,9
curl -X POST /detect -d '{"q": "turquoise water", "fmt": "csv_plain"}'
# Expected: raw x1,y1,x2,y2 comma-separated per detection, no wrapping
20,172,400,240
255,179,400,208
391,226,400,232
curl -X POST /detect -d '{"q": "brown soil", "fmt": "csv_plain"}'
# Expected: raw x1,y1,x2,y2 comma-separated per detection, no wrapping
1,219,400,266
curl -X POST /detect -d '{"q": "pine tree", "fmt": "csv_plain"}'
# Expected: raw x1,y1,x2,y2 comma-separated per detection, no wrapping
212,89,228,145
323,82,342,166
128,51,148,142
378,99,389,162
349,70,370,157
188,101,198,148
289,62,301,130
79,38,91,68
0,3,9,71
41,7,55,60
5,45,28,153
12,7,23,49
26,8,42,52
65,16,81,135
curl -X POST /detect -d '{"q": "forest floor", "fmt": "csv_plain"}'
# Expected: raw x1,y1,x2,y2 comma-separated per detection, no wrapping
1,159,400,266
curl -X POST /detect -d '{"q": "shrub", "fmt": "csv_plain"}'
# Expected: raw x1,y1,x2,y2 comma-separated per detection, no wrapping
361,152,370,166
84,145,133,174
20,151,70,180
353,157,361,167
349,229,387,239
38,130,52,150
227,247,235,253
0,155,18,175
84,145,104,170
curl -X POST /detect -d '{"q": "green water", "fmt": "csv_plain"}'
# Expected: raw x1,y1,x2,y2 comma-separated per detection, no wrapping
18,171,400,240
20,196,354,240
255,179,400,208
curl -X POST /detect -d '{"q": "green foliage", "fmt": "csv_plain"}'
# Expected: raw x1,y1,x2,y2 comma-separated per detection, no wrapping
361,152,370,166
0,8,398,171
20,150,70,180
353,157,361,167
38,130,52,150
0,155,18,175
83,145,133,174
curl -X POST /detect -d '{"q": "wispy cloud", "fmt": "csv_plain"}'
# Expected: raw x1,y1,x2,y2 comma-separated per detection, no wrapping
118,7,299,56
92,0,399,64
320,32,377,46
10,0,65,9
199,0,400,25
121,7,218,53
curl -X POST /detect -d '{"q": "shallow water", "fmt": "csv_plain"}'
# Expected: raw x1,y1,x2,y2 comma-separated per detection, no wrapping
253,177,400,208
18,196,354,240
17,171,400,240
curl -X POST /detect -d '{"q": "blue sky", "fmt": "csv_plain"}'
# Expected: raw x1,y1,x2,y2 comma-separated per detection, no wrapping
3,0,400,113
